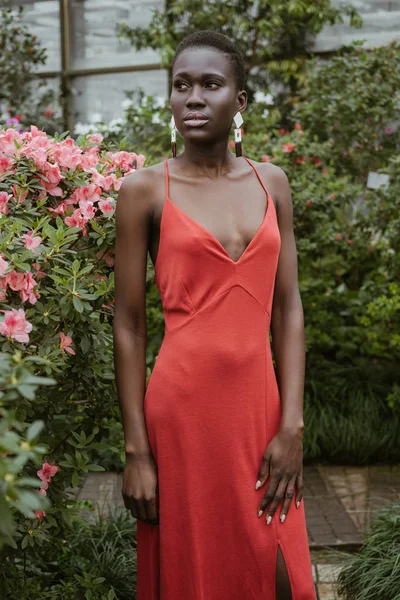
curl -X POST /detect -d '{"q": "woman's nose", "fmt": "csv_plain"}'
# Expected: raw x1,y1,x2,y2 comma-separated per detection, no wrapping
186,85,206,107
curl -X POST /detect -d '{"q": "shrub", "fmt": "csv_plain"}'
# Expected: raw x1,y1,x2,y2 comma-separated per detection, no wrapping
0,125,143,549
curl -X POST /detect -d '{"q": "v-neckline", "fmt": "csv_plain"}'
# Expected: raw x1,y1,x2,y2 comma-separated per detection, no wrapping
164,157,272,266
166,193,270,266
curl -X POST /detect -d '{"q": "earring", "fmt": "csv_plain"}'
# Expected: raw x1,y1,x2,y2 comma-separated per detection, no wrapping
170,115,177,158
233,112,244,158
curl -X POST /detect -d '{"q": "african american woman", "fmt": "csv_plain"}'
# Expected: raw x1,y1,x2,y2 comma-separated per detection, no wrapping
113,30,316,600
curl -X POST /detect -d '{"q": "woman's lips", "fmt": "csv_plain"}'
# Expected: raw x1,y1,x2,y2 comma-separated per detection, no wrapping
183,119,209,127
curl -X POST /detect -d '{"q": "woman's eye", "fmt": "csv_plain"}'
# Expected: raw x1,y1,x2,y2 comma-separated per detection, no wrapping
205,82,220,88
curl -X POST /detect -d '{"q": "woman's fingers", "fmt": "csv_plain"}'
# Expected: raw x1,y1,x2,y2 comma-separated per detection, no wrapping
255,452,271,489
145,496,159,524
279,475,297,522
257,472,279,518
264,477,289,524
295,464,304,508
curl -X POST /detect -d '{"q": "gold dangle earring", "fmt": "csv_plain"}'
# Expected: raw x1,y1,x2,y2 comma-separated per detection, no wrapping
170,115,177,158
233,111,244,157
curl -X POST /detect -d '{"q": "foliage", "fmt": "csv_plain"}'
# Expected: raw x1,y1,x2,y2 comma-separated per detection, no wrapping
0,125,144,549
0,6,62,134
336,503,400,600
118,0,362,95
296,41,400,179
0,507,137,599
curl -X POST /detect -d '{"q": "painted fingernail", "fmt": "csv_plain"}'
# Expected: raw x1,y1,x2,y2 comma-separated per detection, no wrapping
296,500,300,508
266,515,272,525
280,514,286,523
255,480,262,490
258,509,263,518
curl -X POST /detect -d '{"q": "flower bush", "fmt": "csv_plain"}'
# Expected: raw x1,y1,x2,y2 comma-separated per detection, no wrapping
0,125,144,549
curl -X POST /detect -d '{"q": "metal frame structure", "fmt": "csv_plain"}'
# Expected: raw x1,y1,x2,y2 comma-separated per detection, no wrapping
35,0,163,132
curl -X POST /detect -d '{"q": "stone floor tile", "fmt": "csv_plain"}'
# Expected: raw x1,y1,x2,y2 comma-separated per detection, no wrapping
317,583,337,600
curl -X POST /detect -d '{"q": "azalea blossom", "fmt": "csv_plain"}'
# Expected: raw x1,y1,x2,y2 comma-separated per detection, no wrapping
37,462,60,484
0,308,33,343
99,197,115,215
60,332,76,355
282,143,295,153
23,232,42,252
0,191,11,215
0,255,9,276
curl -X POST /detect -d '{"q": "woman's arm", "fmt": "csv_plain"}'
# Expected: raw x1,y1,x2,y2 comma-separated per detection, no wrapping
255,165,305,525
270,168,305,434
114,172,152,458
113,170,159,524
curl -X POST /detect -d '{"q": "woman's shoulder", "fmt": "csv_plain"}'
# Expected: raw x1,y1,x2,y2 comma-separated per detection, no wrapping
245,157,288,183
118,160,166,198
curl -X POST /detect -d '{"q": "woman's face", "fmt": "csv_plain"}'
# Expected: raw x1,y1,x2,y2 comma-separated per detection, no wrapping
170,47,247,145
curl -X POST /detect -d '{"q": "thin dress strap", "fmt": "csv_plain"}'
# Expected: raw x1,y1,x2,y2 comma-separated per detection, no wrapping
242,156,271,201
163,158,169,200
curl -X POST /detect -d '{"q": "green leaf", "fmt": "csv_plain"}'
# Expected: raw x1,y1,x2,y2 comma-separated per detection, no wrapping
87,464,105,472
26,420,44,441
73,296,84,313
72,471,80,487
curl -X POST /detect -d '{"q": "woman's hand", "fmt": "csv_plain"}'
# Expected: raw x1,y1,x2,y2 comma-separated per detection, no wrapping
122,453,159,525
255,426,304,524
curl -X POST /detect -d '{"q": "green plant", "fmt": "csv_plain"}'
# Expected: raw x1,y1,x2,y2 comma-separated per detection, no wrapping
0,126,142,551
336,503,400,600
0,6,62,133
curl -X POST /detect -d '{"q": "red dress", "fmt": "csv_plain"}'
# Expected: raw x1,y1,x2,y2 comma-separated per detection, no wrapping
137,157,316,599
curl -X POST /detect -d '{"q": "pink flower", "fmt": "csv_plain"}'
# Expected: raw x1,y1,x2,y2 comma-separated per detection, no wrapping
5,270,25,291
89,133,103,144
0,308,33,342
385,127,393,135
108,151,142,171
98,197,115,215
312,157,322,167
34,510,46,520
91,170,119,191
294,156,305,164
96,250,115,267
0,192,11,215
67,183,101,206
0,155,14,175
282,143,295,153
60,332,76,355
19,272,40,305
261,155,270,162
23,232,42,252
41,161,64,197
279,128,289,136
37,462,60,485
0,255,9,276
79,199,96,220
64,208,89,236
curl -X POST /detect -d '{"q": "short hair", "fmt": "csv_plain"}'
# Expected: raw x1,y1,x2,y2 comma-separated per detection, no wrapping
172,30,247,91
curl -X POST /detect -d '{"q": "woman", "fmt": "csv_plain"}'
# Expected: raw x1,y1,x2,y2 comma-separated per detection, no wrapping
113,30,316,600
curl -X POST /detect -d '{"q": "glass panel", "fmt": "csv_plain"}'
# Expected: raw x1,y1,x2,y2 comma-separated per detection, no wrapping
314,0,400,51
10,1,61,73
71,69,168,125
69,0,165,70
